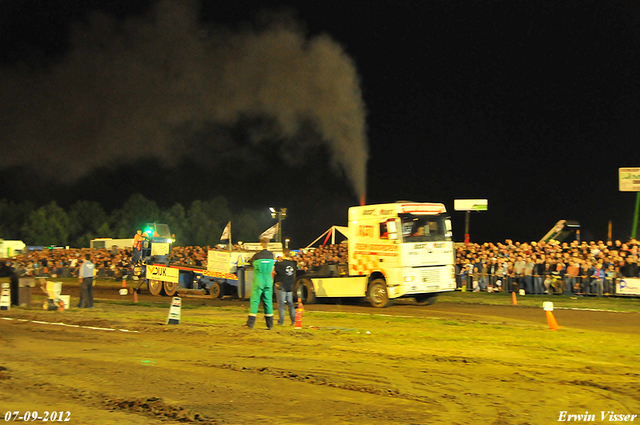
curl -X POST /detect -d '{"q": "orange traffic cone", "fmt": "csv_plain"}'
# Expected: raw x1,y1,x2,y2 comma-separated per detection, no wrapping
546,311,561,331
511,291,517,306
133,289,138,303
294,298,304,329
122,278,127,288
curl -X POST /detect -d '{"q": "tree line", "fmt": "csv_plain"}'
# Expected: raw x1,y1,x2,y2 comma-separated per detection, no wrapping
0,194,273,248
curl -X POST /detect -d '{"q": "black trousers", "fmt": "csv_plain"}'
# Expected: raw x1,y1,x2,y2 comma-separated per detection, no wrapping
79,277,94,308
10,273,19,306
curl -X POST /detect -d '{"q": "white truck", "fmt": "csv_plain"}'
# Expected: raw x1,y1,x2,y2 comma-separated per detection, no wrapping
294,202,456,307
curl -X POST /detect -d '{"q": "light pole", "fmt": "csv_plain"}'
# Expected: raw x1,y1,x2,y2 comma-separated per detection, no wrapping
269,207,287,243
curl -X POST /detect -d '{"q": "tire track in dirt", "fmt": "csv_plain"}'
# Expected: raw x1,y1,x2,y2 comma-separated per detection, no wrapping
213,362,441,404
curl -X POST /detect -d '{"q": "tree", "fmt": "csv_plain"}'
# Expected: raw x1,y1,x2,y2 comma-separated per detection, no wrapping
21,201,70,246
110,194,161,239
186,197,232,247
68,200,110,247
160,203,187,246
0,199,36,240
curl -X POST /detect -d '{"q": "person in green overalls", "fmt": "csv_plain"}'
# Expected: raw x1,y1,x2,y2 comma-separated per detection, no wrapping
246,238,276,330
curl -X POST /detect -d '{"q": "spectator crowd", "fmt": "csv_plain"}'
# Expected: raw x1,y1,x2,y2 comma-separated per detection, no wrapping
456,239,640,296
1,247,134,279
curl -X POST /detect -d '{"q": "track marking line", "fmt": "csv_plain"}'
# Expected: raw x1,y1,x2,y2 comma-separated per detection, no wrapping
1,317,139,332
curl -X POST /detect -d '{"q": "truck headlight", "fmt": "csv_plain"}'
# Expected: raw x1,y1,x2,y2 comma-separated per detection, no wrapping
404,276,415,283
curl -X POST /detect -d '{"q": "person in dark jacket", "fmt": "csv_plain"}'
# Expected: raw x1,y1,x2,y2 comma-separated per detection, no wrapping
275,250,297,326
533,258,545,295
622,255,639,278
1,261,20,306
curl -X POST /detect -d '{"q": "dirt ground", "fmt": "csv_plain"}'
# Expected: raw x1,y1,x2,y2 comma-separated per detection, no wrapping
1,284,639,424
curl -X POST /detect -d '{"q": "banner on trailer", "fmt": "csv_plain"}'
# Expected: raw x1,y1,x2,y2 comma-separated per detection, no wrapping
146,265,179,283
616,278,640,295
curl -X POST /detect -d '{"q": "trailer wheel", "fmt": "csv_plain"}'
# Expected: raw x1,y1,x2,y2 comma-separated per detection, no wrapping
414,294,438,306
367,278,390,308
148,280,163,296
209,281,223,299
295,277,316,304
163,281,177,297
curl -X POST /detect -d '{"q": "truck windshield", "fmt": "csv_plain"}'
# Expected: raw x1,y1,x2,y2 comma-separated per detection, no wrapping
399,214,451,242
146,223,172,238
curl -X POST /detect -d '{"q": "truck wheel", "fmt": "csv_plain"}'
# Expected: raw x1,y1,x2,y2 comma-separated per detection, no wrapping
148,280,163,296
295,277,316,304
367,278,390,308
163,281,177,297
414,294,438,306
209,281,223,299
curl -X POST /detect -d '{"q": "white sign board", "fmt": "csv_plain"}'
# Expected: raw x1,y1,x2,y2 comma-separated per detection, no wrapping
151,242,170,256
0,283,10,311
167,297,181,325
616,278,640,296
619,168,640,192
454,199,488,212
208,250,231,274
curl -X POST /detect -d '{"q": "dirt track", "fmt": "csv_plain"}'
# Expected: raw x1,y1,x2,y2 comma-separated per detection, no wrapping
1,284,639,424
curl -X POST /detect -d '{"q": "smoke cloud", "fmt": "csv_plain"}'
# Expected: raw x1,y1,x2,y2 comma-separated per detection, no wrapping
0,0,368,198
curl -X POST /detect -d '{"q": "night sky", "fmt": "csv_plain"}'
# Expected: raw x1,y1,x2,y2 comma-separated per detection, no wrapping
2,0,640,247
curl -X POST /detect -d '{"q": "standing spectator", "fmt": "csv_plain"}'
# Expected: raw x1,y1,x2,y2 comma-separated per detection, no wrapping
565,261,580,296
485,258,498,290
580,260,593,295
523,257,535,294
542,260,554,294
461,261,471,290
455,260,463,290
533,258,545,295
513,256,526,292
473,258,486,291
78,254,95,309
246,238,275,330
622,255,639,278
552,259,565,295
274,250,297,326
590,263,605,297
605,265,617,295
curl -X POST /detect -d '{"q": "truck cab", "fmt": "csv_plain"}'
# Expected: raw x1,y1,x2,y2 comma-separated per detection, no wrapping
294,202,456,307
140,223,173,265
